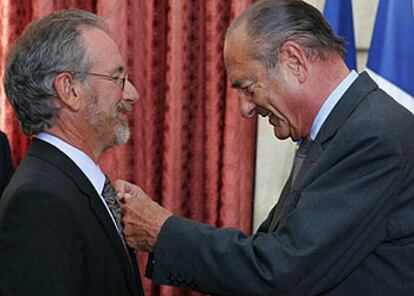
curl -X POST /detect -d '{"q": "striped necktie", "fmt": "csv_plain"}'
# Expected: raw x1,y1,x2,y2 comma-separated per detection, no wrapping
291,137,313,186
268,137,313,232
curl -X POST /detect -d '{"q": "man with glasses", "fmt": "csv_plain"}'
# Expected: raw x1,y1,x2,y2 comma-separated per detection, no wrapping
0,9,143,296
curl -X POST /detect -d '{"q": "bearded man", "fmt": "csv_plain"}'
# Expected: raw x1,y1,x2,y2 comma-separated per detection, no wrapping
0,9,144,296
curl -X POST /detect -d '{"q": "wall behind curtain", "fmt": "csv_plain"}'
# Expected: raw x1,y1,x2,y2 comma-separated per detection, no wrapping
0,1,256,295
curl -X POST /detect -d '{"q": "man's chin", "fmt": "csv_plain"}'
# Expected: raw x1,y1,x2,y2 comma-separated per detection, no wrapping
272,126,290,140
115,125,130,145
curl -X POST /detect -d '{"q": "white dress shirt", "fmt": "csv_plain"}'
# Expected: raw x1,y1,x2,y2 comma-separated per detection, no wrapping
310,70,358,140
36,132,120,231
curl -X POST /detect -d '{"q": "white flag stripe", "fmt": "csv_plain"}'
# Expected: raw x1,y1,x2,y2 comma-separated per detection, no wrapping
366,68,414,115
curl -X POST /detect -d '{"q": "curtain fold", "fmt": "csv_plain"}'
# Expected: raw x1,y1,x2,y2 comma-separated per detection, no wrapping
0,1,256,295
0,0,32,166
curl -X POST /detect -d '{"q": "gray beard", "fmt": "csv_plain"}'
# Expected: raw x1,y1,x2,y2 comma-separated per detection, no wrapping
115,122,130,145
84,96,130,149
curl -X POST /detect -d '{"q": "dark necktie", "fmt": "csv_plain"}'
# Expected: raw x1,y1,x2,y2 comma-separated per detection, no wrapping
102,176,135,270
291,137,313,186
268,137,313,232
102,176,123,233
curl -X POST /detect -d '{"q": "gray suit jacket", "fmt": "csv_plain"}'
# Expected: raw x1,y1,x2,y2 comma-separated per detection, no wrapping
146,72,414,295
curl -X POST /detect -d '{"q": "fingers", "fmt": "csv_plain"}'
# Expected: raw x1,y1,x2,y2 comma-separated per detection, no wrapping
115,180,141,204
123,193,133,202
117,182,171,252
125,237,136,250
114,179,132,195
114,179,144,196
114,180,150,202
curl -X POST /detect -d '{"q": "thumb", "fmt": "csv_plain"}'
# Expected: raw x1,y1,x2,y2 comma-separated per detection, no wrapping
114,179,126,195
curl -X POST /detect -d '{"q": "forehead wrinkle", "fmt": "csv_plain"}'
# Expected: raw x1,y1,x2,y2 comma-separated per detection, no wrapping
231,63,259,81
81,26,124,74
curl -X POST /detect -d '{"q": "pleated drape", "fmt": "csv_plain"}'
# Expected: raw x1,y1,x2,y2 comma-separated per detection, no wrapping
0,1,256,295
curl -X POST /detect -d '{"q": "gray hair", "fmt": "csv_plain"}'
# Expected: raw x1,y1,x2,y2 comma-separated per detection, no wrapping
3,9,106,136
228,0,345,75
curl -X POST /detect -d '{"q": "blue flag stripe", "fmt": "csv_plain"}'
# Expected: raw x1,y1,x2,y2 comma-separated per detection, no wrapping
324,0,357,70
367,0,414,97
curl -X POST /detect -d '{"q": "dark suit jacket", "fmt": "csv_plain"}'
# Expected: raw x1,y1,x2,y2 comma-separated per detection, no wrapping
146,72,414,295
0,139,144,296
0,131,14,196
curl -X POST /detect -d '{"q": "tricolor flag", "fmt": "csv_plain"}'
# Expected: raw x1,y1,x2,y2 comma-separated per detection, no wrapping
324,0,357,70
367,0,414,114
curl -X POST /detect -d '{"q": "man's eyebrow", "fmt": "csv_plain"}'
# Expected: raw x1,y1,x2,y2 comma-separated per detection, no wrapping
108,66,125,76
232,79,254,89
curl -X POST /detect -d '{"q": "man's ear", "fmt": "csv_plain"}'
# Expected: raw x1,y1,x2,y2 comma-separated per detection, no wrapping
278,41,308,83
54,72,81,111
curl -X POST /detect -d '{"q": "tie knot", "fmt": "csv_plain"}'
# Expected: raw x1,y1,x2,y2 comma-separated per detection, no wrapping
102,176,116,196
297,137,313,156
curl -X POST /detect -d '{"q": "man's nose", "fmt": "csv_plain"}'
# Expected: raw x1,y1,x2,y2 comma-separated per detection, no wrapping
123,80,140,104
239,95,256,118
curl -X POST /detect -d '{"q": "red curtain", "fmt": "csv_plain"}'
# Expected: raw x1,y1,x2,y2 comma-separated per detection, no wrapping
0,1,256,295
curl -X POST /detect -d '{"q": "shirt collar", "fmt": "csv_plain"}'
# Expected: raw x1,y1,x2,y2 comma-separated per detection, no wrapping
36,132,105,195
310,70,358,140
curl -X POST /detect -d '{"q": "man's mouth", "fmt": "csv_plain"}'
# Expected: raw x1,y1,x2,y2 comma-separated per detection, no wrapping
119,102,134,113
117,103,134,118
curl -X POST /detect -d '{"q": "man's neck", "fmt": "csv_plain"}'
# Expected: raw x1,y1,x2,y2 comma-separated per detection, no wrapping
46,125,102,163
302,55,350,136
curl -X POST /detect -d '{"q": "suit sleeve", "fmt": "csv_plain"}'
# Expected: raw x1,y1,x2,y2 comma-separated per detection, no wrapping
0,186,85,296
146,122,404,296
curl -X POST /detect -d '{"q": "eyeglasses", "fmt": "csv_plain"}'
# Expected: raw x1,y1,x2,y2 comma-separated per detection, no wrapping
70,71,128,91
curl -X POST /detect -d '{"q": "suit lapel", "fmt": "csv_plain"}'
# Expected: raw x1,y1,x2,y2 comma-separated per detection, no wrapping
267,72,379,232
267,174,293,232
293,72,379,189
28,139,140,295
89,195,140,294
290,141,323,192
316,71,378,146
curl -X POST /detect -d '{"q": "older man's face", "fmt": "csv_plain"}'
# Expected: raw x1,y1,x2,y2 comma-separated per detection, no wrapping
79,26,139,150
224,25,304,141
